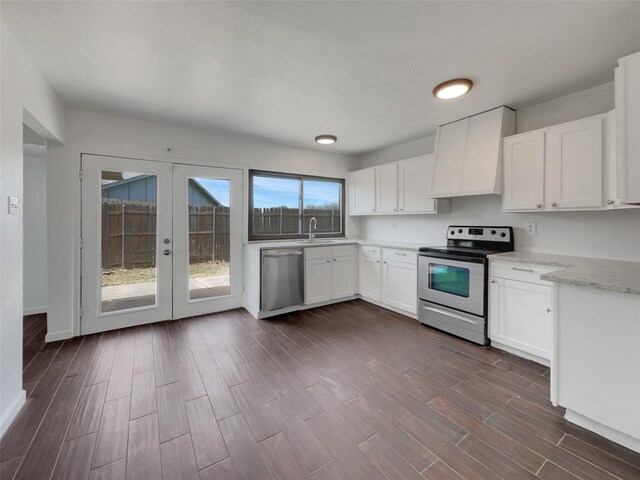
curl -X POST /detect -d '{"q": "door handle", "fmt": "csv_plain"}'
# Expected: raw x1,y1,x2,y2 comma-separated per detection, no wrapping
263,252,303,258
163,249,171,256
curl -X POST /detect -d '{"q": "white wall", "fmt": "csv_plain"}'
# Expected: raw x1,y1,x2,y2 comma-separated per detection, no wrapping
0,21,66,436
23,147,48,315
356,82,640,262
47,108,360,341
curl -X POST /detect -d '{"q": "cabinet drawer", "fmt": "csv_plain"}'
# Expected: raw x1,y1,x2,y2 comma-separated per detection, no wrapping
490,261,559,285
304,246,332,260
360,245,381,259
332,244,355,258
383,248,417,265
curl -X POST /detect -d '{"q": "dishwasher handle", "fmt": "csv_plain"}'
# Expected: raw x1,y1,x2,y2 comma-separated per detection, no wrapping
263,251,304,258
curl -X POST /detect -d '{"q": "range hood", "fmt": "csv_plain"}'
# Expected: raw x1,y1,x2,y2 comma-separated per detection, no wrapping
429,106,516,198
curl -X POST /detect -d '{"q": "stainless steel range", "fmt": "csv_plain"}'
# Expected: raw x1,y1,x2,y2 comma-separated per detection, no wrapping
418,225,514,345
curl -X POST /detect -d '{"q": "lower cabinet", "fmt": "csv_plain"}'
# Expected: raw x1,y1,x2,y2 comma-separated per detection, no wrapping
305,245,355,305
489,261,556,364
358,246,417,315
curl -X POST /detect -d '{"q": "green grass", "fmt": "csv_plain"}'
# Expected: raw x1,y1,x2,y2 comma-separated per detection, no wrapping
102,260,230,287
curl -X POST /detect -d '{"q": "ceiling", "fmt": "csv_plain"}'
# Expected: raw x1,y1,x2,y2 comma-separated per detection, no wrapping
2,1,640,154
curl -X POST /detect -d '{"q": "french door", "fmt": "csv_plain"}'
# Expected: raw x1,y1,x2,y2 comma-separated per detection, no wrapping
81,154,242,335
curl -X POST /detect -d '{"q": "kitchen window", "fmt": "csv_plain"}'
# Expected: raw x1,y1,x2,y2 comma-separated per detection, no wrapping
248,170,345,240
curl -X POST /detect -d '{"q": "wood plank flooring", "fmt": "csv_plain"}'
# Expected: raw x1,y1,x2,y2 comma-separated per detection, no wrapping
3,301,640,479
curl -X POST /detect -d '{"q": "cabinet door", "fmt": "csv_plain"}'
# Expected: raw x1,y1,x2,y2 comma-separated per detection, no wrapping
332,255,355,299
547,117,603,209
616,52,640,204
359,255,381,301
304,257,332,304
431,118,468,196
501,279,553,360
381,260,417,314
375,163,398,213
348,168,376,215
398,155,437,213
503,131,545,211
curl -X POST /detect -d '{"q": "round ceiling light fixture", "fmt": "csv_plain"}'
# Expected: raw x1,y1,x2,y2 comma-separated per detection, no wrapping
315,134,337,145
433,78,473,100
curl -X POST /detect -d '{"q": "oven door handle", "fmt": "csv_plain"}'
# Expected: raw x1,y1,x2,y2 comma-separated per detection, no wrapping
418,252,485,264
420,304,477,325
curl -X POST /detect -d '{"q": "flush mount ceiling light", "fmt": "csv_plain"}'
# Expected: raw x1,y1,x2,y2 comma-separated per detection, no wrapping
315,135,337,145
433,78,473,100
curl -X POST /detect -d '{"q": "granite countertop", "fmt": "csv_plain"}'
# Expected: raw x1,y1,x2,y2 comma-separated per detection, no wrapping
245,238,421,251
489,251,640,296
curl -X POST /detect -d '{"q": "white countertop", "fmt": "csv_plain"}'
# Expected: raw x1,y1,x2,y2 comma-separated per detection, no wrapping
244,238,422,251
489,251,640,296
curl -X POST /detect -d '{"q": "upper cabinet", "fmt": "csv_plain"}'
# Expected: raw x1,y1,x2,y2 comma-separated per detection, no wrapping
348,155,449,216
348,167,376,215
503,112,633,212
430,106,516,198
616,51,640,205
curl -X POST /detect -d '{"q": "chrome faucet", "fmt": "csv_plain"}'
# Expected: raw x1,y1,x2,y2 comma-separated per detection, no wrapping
308,217,317,242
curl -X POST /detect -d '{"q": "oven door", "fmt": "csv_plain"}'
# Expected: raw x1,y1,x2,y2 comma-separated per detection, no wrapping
418,254,485,317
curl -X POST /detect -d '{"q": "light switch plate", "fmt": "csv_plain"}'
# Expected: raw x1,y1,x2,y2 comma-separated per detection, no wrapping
8,196,19,215
525,222,537,235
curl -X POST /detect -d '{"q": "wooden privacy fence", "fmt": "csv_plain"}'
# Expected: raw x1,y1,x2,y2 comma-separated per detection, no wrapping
251,207,341,236
101,200,230,269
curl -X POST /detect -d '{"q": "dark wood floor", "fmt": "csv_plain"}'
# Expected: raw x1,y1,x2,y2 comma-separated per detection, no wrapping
3,301,640,480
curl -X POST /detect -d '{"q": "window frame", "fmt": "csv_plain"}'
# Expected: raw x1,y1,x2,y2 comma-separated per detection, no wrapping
248,169,346,241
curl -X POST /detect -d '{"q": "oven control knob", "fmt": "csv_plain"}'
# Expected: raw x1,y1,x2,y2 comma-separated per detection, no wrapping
458,229,463,233
450,230,455,235
490,230,496,235
500,232,506,238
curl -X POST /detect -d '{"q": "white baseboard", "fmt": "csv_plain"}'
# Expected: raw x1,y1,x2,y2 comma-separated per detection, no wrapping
489,340,550,367
565,409,640,454
45,329,73,342
0,389,26,438
23,306,47,316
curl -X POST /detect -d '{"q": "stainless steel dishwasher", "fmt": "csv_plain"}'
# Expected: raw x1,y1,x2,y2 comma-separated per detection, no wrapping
261,248,304,312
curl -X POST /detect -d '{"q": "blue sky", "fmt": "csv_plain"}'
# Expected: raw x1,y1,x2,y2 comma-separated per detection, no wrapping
196,178,230,206
252,176,340,209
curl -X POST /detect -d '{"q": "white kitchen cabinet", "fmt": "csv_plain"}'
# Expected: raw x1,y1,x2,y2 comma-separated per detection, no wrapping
376,163,398,213
431,106,516,198
503,131,545,211
304,245,355,305
348,155,447,216
381,248,418,314
398,155,439,213
546,116,603,210
348,168,376,215
502,113,611,212
616,51,640,205
489,261,557,365
359,246,381,302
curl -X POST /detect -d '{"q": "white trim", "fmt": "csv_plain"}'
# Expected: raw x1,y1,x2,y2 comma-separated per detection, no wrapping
565,409,640,454
45,329,73,342
0,390,26,438
23,306,47,316
489,340,550,367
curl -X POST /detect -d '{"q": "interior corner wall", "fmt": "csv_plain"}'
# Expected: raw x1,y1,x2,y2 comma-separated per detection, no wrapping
355,81,640,262
46,108,360,342
23,152,48,315
0,21,66,436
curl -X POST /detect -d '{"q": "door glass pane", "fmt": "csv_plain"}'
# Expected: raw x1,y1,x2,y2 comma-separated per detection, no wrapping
251,175,301,236
101,171,157,313
302,179,342,234
429,263,470,298
188,178,231,300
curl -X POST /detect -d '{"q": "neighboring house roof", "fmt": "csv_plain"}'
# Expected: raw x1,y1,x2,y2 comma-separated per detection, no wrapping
102,174,221,206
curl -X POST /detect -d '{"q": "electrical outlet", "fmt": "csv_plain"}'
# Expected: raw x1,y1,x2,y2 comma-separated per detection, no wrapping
525,222,537,235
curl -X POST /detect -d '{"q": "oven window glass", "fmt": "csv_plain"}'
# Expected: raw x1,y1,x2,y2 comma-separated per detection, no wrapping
428,264,470,298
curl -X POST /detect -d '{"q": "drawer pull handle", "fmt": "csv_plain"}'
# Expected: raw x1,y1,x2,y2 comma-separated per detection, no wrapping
536,203,542,208
490,280,497,284
512,267,534,273
394,252,407,256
